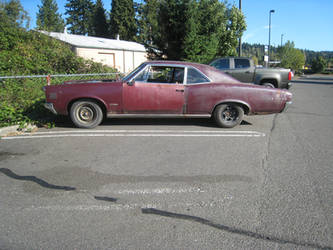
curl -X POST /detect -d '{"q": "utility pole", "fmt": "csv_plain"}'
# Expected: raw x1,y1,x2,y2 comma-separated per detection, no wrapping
268,9,275,67
281,34,284,47
238,0,242,57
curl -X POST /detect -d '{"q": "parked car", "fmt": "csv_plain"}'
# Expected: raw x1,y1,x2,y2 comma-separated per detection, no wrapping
209,57,293,89
43,61,292,128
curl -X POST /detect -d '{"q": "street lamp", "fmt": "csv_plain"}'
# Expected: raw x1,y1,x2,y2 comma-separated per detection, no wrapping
238,0,242,57
268,9,275,67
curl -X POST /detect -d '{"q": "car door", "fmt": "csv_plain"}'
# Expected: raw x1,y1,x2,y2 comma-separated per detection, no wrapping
229,58,254,83
123,65,185,113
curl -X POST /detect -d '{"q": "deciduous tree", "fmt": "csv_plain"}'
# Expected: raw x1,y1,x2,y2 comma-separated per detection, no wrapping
278,41,305,71
311,56,326,73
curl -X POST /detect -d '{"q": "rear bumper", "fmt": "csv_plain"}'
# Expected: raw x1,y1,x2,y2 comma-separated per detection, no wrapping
281,81,292,89
44,103,57,115
281,101,292,112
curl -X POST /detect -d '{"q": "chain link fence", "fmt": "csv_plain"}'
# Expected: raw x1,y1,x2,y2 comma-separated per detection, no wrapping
0,73,123,127
0,72,122,86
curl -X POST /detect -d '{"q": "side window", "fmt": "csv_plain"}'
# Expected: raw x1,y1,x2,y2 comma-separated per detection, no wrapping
211,59,229,70
234,59,250,69
134,67,149,81
187,68,210,84
136,66,184,84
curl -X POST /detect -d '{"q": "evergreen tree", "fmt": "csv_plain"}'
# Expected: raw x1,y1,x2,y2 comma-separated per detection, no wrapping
110,0,137,41
137,0,246,62
36,0,65,32
91,0,108,37
0,0,30,28
183,0,225,63
157,0,190,60
65,0,93,35
136,0,160,56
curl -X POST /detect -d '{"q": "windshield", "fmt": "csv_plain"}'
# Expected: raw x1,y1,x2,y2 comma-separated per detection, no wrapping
122,63,147,82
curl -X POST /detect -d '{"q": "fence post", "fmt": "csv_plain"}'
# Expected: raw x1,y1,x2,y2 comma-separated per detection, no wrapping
46,75,51,85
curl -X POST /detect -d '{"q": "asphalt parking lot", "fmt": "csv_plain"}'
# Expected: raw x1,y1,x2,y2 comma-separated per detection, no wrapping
0,77,332,249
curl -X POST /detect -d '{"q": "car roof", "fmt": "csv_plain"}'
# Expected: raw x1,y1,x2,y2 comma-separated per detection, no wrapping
145,60,241,84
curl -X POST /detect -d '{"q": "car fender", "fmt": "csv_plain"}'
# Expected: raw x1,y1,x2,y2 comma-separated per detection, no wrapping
254,72,281,86
211,99,251,115
66,96,108,115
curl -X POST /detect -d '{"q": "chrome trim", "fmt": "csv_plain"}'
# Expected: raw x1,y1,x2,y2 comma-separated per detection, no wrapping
211,100,252,115
44,103,57,115
126,63,213,85
106,113,211,118
281,101,292,112
185,66,212,85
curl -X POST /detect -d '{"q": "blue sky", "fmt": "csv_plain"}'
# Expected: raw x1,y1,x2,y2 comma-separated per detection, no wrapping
21,0,333,51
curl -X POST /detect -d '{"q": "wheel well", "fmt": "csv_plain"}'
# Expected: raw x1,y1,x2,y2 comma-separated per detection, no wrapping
260,79,278,88
212,102,250,115
68,98,107,117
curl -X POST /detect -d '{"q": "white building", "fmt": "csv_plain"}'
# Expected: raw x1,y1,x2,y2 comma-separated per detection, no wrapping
40,31,147,73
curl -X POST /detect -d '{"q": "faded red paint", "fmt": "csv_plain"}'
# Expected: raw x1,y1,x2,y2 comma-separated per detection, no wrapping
44,61,292,118
123,82,184,113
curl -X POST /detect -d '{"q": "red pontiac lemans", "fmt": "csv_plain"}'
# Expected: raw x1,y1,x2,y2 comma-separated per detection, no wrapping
43,61,292,128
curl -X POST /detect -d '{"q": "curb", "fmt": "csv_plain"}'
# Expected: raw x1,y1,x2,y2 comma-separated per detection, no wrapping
0,124,38,137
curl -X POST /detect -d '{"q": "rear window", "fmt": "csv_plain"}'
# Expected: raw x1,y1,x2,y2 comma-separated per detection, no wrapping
187,68,209,84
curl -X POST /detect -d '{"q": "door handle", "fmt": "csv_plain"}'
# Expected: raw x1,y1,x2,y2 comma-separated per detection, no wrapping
176,89,184,92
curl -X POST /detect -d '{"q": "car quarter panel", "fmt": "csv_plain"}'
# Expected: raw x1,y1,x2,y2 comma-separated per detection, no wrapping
186,83,285,114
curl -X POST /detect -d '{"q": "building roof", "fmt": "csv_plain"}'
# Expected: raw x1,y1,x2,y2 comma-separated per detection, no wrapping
39,31,146,52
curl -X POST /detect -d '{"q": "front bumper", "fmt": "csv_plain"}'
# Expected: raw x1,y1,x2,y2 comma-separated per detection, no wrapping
44,103,57,115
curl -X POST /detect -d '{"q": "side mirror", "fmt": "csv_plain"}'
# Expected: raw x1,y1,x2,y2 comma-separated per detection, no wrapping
127,79,135,86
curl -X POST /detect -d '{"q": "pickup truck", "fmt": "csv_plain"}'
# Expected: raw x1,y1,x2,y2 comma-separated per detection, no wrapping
209,57,293,89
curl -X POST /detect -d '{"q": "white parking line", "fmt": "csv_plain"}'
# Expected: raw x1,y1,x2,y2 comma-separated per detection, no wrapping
117,187,205,195
19,130,264,134
2,130,265,140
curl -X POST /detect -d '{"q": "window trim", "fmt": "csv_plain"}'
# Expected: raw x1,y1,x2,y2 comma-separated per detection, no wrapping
185,66,211,85
127,63,212,85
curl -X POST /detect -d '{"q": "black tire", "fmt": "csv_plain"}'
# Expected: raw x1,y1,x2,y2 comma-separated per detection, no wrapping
262,82,275,88
214,104,244,128
70,100,103,128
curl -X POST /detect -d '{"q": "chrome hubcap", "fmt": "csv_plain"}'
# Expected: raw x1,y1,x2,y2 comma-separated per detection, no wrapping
78,106,94,122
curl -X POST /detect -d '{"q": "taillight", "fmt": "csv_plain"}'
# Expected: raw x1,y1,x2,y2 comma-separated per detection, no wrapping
288,71,293,81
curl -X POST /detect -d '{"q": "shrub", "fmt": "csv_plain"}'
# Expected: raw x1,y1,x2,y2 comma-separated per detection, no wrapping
0,24,117,128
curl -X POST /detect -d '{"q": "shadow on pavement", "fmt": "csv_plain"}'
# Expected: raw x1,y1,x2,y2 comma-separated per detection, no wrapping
142,208,333,250
0,168,76,191
53,117,252,129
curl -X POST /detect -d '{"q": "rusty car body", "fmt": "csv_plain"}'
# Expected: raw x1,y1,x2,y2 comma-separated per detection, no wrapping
43,61,292,128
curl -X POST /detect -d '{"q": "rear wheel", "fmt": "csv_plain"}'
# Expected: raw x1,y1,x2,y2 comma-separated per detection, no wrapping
214,104,244,128
70,100,103,128
262,82,275,88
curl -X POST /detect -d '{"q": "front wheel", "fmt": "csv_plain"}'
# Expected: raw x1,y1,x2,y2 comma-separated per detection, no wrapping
214,104,244,128
70,100,103,128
